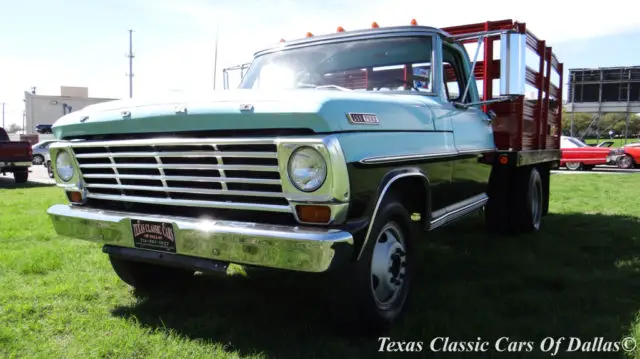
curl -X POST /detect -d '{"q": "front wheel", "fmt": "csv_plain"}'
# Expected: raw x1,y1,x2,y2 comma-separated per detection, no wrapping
565,162,583,171
618,154,634,170
327,194,416,335
109,255,195,291
32,154,44,165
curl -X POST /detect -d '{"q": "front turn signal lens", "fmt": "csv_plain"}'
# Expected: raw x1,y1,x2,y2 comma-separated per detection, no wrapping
296,205,331,224
66,191,83,203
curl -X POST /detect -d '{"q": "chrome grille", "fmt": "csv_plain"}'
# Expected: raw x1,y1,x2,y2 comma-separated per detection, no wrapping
69,139,291,213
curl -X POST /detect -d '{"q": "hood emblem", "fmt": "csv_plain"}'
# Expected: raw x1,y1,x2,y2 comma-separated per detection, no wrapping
346,113,379,125
239,104,254,112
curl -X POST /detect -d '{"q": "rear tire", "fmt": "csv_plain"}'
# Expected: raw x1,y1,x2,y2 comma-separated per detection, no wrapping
109,255,195,291
509,166,543,233
327,193,417,336
485,166,544,234
14,169,28,183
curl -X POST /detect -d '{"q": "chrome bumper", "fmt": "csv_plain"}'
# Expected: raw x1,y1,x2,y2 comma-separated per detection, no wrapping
47,204,354,273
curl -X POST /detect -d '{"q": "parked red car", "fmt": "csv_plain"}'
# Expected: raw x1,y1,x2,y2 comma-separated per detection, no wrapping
560,136,621,171
617,142,640,169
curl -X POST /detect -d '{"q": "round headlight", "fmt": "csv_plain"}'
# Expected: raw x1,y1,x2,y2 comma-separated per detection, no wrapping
55,151,75,182
287,147,327,192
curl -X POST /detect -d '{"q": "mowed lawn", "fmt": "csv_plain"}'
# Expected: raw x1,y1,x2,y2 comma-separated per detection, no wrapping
1,173,640,359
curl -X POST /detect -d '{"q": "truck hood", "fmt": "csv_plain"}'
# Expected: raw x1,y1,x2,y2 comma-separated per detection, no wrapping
52,89,442,139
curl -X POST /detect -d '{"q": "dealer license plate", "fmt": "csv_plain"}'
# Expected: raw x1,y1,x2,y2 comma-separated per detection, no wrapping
131,219,177,253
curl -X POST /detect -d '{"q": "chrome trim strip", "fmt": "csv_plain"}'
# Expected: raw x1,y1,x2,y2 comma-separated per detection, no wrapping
65,137,278,148
429,194,488,230
85,193,292,213
77,163,280,172
75,151,278,159
360,152,457,164
358,147,496,164
356,172,428,260
81,173,282,185
85,183,284,198
47,204,354,273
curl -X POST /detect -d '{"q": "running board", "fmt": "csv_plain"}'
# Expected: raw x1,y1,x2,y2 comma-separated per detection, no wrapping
429,193,488,230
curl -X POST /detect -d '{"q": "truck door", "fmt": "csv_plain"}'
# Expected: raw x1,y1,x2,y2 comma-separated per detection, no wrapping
442,42,494,204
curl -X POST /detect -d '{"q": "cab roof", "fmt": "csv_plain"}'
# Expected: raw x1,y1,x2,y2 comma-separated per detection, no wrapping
254,25,454,57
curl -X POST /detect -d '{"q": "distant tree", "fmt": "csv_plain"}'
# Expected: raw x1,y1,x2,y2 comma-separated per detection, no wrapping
561,110,640,138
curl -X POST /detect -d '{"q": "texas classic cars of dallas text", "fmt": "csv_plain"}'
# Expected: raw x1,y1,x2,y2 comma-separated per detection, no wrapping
46,20,561,333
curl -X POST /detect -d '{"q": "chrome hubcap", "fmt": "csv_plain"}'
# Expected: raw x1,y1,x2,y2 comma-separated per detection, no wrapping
370,223,407,309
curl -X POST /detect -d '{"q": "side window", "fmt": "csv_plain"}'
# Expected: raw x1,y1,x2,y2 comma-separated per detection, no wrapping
442,44,470,103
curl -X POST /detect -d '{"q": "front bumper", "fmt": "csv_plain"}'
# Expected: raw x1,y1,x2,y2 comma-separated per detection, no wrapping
47,204,354,273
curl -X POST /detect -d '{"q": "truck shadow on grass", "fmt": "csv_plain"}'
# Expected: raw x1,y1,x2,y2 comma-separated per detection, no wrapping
111,212,640,359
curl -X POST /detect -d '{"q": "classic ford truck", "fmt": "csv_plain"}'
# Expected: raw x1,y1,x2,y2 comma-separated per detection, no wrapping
47,19,563,333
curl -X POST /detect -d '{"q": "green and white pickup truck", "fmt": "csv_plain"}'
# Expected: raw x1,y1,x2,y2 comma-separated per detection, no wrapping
47,19,564,333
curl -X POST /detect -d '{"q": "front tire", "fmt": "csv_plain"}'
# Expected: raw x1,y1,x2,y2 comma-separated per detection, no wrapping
33,154,44,165
618,154,634,169
565,162,583,171
109,255,195,291
327,194,416,335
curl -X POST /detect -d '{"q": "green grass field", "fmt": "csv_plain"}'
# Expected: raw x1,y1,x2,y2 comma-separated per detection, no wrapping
1,174,640,359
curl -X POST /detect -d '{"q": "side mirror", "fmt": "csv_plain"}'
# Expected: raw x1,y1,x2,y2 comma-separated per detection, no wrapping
499,33,526,97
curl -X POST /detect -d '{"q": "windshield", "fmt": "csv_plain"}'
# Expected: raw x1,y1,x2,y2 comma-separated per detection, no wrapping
239,36,434,93
562,137,587,148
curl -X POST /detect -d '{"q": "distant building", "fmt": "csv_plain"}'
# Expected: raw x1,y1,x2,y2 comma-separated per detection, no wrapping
565,66,640,113
24,86,118,134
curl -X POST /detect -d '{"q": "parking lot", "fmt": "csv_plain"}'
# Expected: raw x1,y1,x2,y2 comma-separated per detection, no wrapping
0,163,54,187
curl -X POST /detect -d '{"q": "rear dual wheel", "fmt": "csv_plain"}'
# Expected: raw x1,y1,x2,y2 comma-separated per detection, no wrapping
486,166,544,234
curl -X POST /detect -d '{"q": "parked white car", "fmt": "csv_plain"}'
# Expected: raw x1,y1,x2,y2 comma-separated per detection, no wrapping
31,140,58,165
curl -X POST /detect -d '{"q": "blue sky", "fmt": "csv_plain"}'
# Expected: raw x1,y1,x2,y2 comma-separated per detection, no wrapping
1,0,639,127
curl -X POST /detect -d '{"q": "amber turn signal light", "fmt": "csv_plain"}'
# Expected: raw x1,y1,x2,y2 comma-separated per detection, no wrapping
296,205,331,224
66,191,83,203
